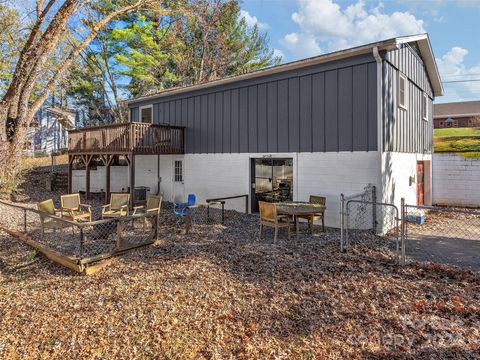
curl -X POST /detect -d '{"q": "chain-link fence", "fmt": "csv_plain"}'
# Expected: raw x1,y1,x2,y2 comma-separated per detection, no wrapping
403,203,480,271
0,200,158,269
340,185,403,264
341,190,480,269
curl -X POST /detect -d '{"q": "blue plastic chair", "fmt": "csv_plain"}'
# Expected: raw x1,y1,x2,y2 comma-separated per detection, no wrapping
174,194,196,222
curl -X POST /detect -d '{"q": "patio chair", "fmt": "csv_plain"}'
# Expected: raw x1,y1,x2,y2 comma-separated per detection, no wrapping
259,201,291,243
60,193,92,222
133,195,162,230
174,194,196,223
37,199,69,237
102,193,130,219
297,195,326,233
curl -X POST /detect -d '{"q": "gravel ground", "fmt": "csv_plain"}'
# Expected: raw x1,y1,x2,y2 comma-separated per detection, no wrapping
0,162,479,358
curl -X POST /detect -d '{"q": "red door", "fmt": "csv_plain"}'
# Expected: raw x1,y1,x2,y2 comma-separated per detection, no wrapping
417,161,424,206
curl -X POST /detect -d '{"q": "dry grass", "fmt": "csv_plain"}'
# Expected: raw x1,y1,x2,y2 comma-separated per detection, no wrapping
19,154,69,173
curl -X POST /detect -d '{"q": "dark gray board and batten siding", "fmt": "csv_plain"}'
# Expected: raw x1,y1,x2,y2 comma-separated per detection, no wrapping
383,45,435,153
129,54,378,154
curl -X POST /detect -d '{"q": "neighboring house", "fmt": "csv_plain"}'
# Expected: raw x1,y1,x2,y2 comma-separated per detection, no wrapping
26,107,76,156
67,33,443,227
434,101,480,128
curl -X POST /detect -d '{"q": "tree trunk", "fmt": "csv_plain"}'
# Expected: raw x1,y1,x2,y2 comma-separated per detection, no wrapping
0,0,157,188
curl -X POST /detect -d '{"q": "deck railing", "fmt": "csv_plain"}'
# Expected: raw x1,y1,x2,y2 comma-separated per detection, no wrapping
68,122,184,154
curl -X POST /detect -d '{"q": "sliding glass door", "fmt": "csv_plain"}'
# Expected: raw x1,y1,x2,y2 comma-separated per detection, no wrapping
250,158,293,213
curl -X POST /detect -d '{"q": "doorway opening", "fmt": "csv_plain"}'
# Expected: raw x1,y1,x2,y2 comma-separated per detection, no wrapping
417,161,424,206
250,158,293,213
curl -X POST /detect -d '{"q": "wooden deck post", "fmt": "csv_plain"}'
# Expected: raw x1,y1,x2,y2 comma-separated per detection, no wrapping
101,155,113,204
84,155,93,200
105,158,111,205
127,154,135,208
68,155,74,194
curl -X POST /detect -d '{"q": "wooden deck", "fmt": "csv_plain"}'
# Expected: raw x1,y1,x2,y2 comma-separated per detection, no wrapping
68,122,184,155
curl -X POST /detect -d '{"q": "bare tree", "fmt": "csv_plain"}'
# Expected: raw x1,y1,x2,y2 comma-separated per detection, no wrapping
0,0,162,185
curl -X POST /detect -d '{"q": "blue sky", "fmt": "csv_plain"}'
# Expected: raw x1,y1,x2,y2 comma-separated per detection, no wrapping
240,0,480,103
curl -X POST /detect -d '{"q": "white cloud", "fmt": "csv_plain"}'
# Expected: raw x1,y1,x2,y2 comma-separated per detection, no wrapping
436,47,480,102
282,0,426,59
240,10,269,30
280,32,322,59
272,48,285,62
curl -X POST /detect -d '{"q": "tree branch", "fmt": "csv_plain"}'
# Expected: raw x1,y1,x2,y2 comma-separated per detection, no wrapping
29,0,160,119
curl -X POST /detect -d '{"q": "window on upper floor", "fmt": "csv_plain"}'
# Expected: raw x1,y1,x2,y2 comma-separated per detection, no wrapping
422,93,428,121
140,105,153,123
398,72,407,110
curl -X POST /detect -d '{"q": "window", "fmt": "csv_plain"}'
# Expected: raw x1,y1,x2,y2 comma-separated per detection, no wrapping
139,105,153,123
398,73,407,109
422,93,428,120
174,160,183,182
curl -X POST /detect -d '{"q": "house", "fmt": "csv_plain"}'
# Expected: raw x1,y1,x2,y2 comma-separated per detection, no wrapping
26,106,76,156
433,100,480,128
67,33,443,227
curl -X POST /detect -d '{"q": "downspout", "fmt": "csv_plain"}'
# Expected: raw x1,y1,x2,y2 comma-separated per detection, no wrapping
372,47,384,204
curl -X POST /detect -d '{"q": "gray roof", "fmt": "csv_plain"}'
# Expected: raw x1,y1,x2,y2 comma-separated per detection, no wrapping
434,101,480,118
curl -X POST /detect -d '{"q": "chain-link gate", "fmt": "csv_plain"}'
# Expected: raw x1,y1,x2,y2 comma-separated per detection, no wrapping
340,185,404,265
343,200,402,264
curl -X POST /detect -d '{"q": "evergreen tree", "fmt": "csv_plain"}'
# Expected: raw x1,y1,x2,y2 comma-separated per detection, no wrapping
111,0,281,97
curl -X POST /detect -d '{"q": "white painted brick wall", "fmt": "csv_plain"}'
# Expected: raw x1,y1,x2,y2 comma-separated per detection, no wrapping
381,152,432,210
72,152,382,227
433,153,480,207
183,152,381,227
72,151,433,228
297,152,380,227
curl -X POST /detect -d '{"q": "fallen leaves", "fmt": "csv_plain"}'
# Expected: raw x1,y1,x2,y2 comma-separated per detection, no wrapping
0,165,479,358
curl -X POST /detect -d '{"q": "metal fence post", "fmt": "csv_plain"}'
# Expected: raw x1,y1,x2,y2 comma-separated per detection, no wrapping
221,202,225,224
372,185,377,235
340,194,345,252
400,198,406,266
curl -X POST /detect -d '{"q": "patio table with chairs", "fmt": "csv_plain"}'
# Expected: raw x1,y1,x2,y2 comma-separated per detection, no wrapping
259,196,326,242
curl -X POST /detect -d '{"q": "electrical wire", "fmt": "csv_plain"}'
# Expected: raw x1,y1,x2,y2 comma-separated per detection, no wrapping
442,79,480,83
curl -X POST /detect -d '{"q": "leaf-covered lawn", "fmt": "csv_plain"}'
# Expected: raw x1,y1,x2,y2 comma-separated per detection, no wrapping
1,159,479,358
1,217,479,359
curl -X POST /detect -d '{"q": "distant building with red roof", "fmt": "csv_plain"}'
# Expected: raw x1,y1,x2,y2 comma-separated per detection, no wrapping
434,100,480,128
